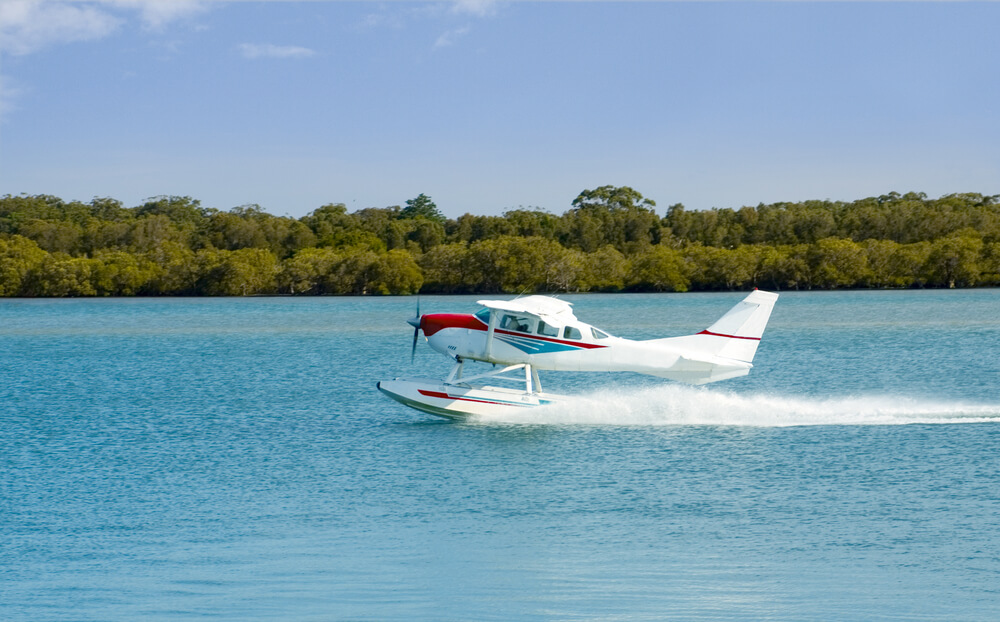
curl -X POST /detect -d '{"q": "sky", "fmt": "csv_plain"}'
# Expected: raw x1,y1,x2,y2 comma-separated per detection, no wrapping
1,0,998,219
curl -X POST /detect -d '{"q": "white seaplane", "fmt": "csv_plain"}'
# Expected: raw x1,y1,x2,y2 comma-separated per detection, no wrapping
377,290,779,419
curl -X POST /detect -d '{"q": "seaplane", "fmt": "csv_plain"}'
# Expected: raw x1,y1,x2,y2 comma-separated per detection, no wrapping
377,290,779,419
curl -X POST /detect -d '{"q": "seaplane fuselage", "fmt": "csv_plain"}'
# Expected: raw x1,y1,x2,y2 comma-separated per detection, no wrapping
417,290,778,384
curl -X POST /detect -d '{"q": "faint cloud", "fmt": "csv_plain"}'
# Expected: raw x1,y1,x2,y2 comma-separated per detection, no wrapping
0,0,210,55
100,0,209,31
356,10,405,31
238,43,316,60
434,26,471,49
357,0,499,37
451,0,499,18
0,0,121,55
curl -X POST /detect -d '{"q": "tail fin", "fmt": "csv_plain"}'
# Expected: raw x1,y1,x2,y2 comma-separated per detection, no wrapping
657,289,779,364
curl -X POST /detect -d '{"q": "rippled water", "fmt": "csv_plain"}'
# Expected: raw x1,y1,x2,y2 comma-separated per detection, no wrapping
2,290,999,620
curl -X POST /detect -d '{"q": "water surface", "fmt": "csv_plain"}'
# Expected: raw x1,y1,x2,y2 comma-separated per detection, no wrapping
2,290,999,620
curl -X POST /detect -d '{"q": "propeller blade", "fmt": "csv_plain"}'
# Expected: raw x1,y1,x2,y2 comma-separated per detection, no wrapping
409,296,421,363
411,326,419,363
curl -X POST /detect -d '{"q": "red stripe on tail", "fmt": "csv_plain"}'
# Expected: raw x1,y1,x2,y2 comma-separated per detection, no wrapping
697,330,761,341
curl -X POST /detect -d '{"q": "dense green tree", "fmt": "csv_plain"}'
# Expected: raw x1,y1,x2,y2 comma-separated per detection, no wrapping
889,242,931,288
128,214,184,253
0,195,94,230
25,254,97,297
203,205,316,258
683,244,763,290
90,250,159,296
207,209,268,252
18,219,83,254
370,249,424,295
467,236,544,293
809,238,869,289
460,236,580,293
572,185,656,212
283,247,421,295
199,248,279,296
0,195,58,232
0,235,47,296
304,203,355,246
562,185,661,253
136,196,208,227
144,241,198,294
923,230,983,288
545,246,587,292
980,243,1000,285
89,197,132,222
83,219,131,253
627,245,690,292
279,247,342,295
325,249,381,294
861,239,900,288
407,219,445,252
419,243,475,293
580,245,628,292
303,203,386,251
349,206,414,249
503,209,560,239
447,213,514,243
758,244,811,290
400,194,445,223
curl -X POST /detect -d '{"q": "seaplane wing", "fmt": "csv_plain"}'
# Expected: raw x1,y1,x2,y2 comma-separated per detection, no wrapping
475,295,578,322
378,290,779,418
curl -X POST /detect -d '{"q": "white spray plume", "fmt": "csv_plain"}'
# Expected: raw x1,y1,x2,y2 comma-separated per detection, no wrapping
470,385,1000,427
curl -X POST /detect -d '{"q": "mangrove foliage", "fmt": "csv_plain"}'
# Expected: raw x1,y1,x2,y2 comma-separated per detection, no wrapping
2,189,999,296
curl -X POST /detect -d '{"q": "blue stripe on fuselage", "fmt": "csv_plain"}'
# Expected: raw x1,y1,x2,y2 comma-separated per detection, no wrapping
494,333,582,354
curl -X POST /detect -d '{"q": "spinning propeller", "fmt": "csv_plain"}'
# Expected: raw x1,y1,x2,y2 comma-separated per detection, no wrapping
407,298,421,362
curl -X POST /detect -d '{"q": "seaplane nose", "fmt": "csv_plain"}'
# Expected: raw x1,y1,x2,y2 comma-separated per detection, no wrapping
421,314,444,337
407,315,421,329
419,313,476,338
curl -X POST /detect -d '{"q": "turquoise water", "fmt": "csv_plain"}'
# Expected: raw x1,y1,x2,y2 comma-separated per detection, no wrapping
2,290,999,620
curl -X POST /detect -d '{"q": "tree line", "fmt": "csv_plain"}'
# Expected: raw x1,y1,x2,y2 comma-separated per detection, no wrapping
1,188,999,296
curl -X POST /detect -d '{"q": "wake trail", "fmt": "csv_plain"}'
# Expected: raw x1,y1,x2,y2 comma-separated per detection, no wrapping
469,384,1000,427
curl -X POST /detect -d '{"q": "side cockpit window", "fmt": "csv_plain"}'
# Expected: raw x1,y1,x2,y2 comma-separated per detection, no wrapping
537,320,559,337
501,314,534,333
475,308,491,324
563,326,582,340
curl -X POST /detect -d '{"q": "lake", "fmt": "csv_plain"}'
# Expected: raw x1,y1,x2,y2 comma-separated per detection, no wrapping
2,290,999,620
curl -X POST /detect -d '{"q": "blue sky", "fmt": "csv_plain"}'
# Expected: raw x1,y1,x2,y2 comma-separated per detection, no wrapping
1,1,998,219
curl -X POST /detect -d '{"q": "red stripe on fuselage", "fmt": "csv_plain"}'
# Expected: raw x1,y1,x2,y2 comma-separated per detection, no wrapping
697,330,761,341
419,313,607,349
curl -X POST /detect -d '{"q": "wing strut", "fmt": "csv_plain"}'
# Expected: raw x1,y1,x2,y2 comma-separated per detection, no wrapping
485,309,498,359
527,364,542,394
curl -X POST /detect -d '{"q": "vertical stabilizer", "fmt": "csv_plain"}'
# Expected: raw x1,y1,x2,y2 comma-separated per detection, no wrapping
652,290,779,365
700,289,779,362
